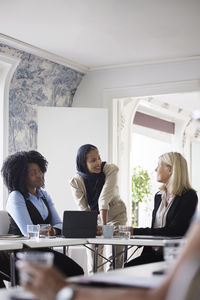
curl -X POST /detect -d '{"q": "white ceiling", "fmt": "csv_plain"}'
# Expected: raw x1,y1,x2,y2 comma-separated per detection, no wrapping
0,0,200,69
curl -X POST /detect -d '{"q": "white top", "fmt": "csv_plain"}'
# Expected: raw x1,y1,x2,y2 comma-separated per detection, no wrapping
154,191,175,228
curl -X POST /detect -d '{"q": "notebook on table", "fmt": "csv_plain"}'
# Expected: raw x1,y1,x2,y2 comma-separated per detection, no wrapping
62,210,98,238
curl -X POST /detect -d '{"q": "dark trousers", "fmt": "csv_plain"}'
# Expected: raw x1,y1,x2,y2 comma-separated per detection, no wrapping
0,256,10,288
0,248,84,288
51,248,84,277
124,246,164,267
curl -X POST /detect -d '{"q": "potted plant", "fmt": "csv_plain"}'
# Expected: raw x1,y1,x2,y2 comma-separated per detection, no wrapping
131,166,152,226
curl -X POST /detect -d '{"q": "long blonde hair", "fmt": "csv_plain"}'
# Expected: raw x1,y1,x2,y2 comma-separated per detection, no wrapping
159,152,193,196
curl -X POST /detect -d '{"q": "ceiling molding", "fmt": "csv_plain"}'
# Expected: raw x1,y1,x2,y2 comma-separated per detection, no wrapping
89,56,200,71
0,33,88,74
1,35,200,74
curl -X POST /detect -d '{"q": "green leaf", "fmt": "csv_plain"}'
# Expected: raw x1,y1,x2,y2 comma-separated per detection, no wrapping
131,165,152,226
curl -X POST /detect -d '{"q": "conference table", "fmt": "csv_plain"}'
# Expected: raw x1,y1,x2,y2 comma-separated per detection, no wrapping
23,236,180,273
0,240,23,251
87,236,182,272
0,235,181,285
23,237,88,256
0,261,166,300
0,237,87,286
2,237,88,286
0,239,24,287
70,260,166,288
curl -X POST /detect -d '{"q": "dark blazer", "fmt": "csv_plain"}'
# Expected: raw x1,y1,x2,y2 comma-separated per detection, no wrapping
134,189,198,237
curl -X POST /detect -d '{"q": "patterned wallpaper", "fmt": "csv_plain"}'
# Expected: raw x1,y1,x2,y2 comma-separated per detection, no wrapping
0,43,84,153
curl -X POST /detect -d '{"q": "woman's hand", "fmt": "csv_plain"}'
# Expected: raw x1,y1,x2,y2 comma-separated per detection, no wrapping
115,226,134,236
18,263,67,300
96,225,102,236
129,227,134,235
48,226,57,236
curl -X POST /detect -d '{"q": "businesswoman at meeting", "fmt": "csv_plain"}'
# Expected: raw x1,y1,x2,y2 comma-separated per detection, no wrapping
70,144,127,272
0,150,83,287
125,151,198,267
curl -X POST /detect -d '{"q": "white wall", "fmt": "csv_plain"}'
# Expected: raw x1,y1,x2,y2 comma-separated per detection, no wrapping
74,59,200,108
0,64,4,208
192,141,200,211
38,107,108,218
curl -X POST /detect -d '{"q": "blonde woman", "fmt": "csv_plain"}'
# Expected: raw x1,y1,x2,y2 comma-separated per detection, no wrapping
125,152,198,267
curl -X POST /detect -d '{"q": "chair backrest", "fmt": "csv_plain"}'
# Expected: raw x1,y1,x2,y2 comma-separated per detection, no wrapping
166,254,200,300
0,210,10,234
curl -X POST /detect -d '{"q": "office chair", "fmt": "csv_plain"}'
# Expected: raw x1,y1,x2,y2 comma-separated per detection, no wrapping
0,210,11,285
0,210,10,235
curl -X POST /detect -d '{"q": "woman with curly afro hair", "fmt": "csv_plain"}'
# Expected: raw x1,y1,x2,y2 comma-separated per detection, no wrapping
0,150,83,287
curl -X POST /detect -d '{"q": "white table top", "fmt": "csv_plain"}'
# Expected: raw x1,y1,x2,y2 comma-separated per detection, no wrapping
22,237,88,248
0,240,23,251
0,236,182,250
0,262,167,299
87,237,181,247
105,261,165,277
70,261,166,288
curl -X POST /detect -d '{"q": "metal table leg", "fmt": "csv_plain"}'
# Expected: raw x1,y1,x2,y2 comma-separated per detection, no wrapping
112,245,116,270
10,251,16,287
93,244,99,273
124,245,128,264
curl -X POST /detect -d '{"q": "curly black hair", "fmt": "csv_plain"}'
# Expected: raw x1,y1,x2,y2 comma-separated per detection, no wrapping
1,150,48,197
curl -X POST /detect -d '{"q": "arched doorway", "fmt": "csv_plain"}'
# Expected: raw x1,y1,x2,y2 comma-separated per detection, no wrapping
106,85,200,224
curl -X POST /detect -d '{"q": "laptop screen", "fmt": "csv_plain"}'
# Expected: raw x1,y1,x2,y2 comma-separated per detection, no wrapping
62,210,98,238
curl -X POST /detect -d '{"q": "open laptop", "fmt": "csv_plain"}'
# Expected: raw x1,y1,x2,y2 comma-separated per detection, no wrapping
62,210,98,238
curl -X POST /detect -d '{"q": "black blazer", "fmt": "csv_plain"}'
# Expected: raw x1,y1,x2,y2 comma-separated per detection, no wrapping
134,189,198,237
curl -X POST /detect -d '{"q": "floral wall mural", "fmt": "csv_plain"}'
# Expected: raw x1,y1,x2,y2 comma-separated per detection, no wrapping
0,43,84,153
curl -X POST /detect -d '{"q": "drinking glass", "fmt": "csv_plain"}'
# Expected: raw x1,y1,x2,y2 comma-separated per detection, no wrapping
27,225,40,239
9,251,54,299
118,225,131,239
16,251,54,284
163,240,182,268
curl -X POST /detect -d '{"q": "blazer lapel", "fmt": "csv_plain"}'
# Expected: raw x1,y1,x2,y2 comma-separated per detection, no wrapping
151,193,162,227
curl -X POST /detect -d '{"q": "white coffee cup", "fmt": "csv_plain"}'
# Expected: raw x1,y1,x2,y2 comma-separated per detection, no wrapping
102,225,114,238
